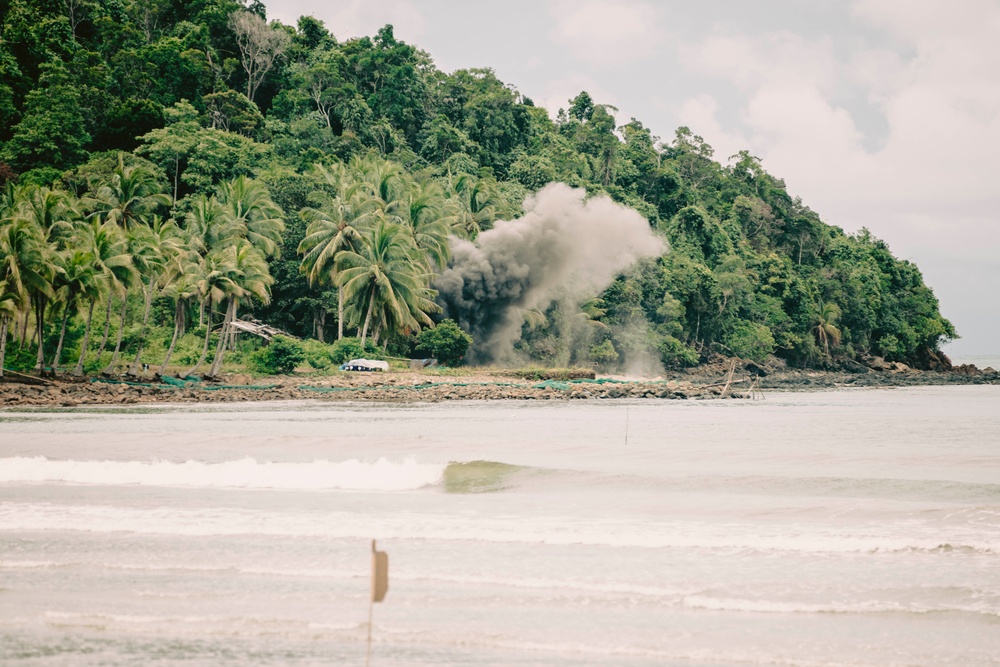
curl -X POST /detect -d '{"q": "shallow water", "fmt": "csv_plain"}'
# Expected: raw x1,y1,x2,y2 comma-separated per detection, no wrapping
1,386,999,666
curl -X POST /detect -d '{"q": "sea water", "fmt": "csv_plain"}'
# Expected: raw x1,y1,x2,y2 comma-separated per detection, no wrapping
1,386,998,666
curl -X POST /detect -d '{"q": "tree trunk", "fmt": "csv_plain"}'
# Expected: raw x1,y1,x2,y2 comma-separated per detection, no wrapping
206,297,235,378
317,307,326,343
226,301,239,351
34,294,47,374
183,298,213,378
103,295,129,375
73,299,96,376
337,287,344,340
0,317,8,378
19,308,28,347
128,284,155,376
96,294,115,360
159,299,184,375
360,290,376,347
53,306,70,373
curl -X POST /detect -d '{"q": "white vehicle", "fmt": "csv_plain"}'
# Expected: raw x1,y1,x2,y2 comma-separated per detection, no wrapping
339,358,389,372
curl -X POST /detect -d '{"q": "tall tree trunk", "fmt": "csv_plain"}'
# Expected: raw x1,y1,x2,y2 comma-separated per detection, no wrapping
53,306,70,373
183,298,213,378
73,299,96,376
337,287,344,340
96,294,115,360
19,309,28,347
0,316,8,378
317,307,326,343
34,294,47,374
206,298,235,378
360,290,376,347
159,299,184,375
128,284,155,376
103,295,129,375
226,301,239,351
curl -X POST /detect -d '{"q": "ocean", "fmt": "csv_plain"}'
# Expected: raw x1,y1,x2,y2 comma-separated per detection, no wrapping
1,386,998,666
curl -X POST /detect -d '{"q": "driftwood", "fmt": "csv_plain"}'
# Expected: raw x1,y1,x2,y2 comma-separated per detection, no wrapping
0,369,54,386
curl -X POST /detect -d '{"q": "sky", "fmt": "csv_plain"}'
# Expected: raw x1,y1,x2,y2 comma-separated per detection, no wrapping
263,0,1000,357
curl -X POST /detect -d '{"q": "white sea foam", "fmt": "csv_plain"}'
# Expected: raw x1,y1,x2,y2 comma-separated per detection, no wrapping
680,595,1000,617
0,456,445,491
2,502,997,555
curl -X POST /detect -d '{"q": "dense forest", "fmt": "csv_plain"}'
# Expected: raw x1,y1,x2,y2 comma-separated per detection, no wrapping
0,0,956,376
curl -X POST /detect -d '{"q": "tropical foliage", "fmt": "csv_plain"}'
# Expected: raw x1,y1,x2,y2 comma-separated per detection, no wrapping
0,2,955,376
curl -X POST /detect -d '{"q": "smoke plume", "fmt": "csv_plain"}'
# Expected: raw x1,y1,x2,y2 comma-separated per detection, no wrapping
436,183,666,364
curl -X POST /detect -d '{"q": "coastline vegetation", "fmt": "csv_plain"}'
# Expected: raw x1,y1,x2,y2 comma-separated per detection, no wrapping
0,1,956,379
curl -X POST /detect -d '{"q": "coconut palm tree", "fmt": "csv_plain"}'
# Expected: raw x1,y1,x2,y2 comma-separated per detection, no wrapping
446,173,498,238
124,216,184,376
72,220,133,376
0,210,57,373
299,181,380,340
397,179,452,270
0,278,18,378
815,301,843,357
50,248,99,372
205,240,273,378
216,176,285,258
337,219,438,347
90,153,171,232
182,251,240,378
158,252,202,375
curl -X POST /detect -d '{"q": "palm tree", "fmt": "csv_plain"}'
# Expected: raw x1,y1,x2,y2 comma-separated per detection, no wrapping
182,252,238,378
397,179,452,270
299,181,380,340
0,278,18,378
815,301,843,357
185,194,238,255
50,248,99,373
72,220,133,376
338,219,438,347
125,216,183,376
216,176,285,258
17,185,76,248
0,211,56,373
206,240,273,378
90,153,171,232
158,253,201,376
446,173,498,238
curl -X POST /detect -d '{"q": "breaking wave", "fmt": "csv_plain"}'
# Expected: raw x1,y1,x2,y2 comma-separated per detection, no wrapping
0,456,446,492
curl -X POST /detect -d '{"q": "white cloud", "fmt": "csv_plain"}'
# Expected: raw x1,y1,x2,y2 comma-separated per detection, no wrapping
263,0,426,41
547,0,662,67
684,29,838,95
677,0,1000,351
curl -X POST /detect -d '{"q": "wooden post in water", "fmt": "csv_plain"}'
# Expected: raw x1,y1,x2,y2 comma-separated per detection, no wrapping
366,540,389,667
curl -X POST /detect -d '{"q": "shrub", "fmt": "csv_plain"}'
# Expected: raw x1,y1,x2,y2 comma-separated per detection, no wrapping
414,320,473,367
301,339,333,369
247,336,305,375
328,337,382,365
657,335,700,368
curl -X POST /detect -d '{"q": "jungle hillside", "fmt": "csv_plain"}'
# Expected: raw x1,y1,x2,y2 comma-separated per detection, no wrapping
0,0,957,377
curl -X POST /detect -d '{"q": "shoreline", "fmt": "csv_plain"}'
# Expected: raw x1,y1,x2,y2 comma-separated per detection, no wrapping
2,361,997,408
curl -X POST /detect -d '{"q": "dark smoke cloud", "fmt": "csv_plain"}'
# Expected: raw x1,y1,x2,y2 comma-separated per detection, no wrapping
436,183,666,363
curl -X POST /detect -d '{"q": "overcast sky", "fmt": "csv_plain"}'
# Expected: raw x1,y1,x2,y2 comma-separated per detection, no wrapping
263,0,1000,357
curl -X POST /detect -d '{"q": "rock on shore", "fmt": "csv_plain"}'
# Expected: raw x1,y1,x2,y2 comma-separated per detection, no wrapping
0,360,996,408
